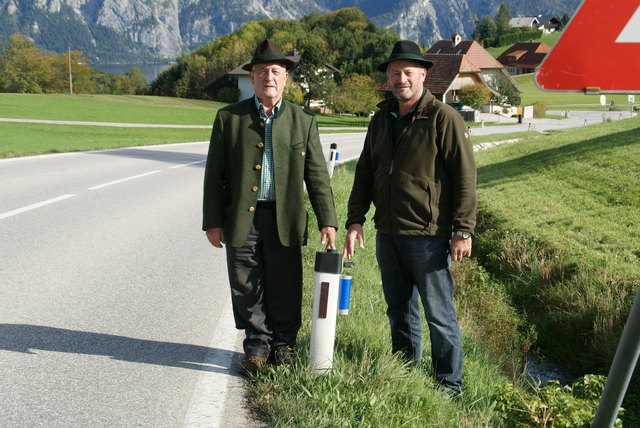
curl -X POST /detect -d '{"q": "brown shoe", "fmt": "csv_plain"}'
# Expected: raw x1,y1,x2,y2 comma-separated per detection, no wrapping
239,354,267,375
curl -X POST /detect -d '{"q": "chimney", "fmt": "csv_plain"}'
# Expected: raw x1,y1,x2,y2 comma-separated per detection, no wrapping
452,33,462,48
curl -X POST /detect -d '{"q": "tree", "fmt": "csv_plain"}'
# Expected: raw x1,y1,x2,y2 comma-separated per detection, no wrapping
297,42,331,107
333,73,381,115
458,84,491,110
111,67,147,95
173,53,208,99
0,33,57,93
495,3,512,38
473,16,497,45
283,79,304,106
494,73,521,106
53,50,94,94
126,67,148,95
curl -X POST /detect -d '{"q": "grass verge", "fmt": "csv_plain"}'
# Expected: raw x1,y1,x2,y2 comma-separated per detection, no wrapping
247,162,522,427
0,122,211,158
247,116,640,426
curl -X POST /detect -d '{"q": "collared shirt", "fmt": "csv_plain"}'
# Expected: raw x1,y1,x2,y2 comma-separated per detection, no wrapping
389,89,426,144
255,96,282,201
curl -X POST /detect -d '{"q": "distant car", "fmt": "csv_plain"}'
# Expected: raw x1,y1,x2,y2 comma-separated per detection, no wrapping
449,103,474,111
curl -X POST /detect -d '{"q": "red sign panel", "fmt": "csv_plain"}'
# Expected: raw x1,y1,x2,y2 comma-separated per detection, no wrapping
536,0,640,93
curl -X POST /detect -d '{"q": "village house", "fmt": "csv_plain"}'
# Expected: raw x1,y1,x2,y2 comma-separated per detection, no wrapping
424,33,520,115
509,16,561,34
496,42,551,75
508,16,540,30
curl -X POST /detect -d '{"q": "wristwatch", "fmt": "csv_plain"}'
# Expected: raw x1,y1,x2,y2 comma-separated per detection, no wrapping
455,230,471,239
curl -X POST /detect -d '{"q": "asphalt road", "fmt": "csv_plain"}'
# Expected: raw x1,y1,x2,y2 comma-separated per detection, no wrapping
1,110,635,426
0,135,366,427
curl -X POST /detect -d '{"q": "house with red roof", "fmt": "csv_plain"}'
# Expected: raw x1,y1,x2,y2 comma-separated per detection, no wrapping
496,42,550,75
424,34,520,109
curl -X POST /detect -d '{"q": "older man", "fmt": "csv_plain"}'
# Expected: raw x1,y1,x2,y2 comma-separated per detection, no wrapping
203,39,338,374
343,40,477,397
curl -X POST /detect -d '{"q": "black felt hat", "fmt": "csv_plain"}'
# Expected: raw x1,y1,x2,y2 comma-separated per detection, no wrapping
241,39,297,71
377,40,433,72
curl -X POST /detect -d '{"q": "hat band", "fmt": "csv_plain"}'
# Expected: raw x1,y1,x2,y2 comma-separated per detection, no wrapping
251,53,290,65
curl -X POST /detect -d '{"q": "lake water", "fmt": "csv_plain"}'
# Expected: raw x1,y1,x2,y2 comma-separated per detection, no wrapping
93,63,174,83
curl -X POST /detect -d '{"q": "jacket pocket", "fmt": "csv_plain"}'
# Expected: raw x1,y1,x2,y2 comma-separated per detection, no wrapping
394,171,435,230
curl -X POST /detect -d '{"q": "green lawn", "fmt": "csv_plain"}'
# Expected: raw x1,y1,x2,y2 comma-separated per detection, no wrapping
0,94,372,157
0,122,211,158
0,93,221,125
514,74,633,108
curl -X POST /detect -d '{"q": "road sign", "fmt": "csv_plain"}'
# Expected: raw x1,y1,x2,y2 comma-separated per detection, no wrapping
536,0,640,93
600,95,606,106
630,95,636,103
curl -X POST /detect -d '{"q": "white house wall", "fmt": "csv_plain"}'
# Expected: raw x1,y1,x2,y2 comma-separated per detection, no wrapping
238,76,254,100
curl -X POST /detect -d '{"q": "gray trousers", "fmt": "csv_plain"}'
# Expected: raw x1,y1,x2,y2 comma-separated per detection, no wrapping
225,202,303,357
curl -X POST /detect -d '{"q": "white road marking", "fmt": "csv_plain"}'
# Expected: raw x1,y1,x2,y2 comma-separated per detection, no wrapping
169,160,206,169
184,295,241,427
88,171,160,190
616,6,640,43
0,194,76,220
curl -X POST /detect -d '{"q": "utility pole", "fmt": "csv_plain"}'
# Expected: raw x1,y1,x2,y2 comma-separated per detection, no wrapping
68,45,73,95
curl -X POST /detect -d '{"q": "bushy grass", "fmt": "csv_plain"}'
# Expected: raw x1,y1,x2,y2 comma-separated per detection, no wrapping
248,161,523,427
473,116,640,426
247,116,640,426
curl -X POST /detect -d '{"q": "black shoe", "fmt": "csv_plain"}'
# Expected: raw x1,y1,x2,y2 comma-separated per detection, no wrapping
269,345,294,365
441,386,462,401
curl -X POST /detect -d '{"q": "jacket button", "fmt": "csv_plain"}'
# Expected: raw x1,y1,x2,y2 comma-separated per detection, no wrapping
300,151,305,156
251,186,259,192
257,142,264,149
255,164,262,170
259,122,264,128
248,206,255,212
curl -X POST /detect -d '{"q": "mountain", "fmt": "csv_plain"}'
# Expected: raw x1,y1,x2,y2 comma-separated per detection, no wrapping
0,0,581,64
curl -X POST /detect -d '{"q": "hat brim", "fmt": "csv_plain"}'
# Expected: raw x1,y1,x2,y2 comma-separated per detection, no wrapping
241,54,297,71
377,54,433,72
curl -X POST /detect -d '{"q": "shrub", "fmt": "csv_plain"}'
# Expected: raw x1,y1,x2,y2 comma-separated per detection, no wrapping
458,84,491,110
533,102,547,118
493,375,623,427
214,87,239,103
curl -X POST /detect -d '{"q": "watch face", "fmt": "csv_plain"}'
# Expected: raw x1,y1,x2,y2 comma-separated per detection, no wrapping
457,231,470,239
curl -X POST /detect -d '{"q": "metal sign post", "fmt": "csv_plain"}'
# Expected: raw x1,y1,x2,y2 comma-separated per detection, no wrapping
592,288,640,427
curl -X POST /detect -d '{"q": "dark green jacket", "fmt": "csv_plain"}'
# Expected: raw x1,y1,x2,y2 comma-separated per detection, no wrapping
346,90,477,238
203,97,338,247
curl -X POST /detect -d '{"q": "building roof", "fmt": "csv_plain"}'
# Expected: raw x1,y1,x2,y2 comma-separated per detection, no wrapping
496,42,550,69
427,40,503,69
509,17,540,28
422,54,480,95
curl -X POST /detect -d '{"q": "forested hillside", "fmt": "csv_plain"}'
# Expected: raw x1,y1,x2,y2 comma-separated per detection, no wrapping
150,8,396,110
0,0,581,63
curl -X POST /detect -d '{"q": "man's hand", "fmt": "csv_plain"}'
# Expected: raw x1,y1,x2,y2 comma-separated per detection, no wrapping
206,227,225,248
450,235,472,262
342,224,365,260
320,226,337,250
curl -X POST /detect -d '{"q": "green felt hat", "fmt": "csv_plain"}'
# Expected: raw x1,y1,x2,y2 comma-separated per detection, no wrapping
377,40,433,72
242,39,297,71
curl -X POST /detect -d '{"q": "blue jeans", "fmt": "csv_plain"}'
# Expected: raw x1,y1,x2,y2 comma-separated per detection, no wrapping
376,232,463,392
